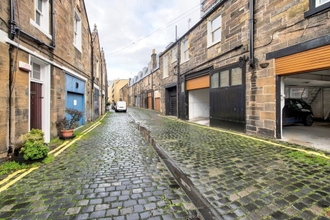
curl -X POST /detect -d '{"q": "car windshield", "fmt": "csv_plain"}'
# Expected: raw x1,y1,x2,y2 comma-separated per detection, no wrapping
290,99,307,109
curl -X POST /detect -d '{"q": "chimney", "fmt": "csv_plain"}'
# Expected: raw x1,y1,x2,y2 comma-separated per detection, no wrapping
151,49,157,70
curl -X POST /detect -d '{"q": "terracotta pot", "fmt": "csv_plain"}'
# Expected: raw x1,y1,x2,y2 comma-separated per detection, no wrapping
61,129,74,138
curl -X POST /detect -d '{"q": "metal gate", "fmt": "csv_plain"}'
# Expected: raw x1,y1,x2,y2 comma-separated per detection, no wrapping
210,63,246,132
30,82,42,130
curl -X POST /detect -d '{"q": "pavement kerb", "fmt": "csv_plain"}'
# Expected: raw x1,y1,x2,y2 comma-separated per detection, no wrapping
159,114,330,160
0,113,107,193
128,112,220,220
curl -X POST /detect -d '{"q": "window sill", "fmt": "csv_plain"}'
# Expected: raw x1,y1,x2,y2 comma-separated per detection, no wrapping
73,43,82,53
304,2,330,18
207,40,221,49
30,19,52,39
180,59,189,64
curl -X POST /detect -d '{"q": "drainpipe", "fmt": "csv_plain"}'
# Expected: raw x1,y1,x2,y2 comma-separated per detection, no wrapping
91,35,94,121
249,0,255,69
51,0,55,48
176,26,181,118
9,0,15,39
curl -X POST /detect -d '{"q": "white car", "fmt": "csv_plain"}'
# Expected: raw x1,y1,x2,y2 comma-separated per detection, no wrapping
115,101,127,112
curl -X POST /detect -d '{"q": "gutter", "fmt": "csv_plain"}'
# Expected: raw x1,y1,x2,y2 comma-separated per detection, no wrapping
249,0,255,69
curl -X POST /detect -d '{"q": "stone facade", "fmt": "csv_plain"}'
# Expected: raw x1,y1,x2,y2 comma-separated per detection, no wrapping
0,0,107,156
123,0,330,140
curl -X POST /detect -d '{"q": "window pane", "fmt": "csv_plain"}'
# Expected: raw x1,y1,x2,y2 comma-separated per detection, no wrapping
231,67,242,86
211,72,219,88
220,70,229,87
211,16,220,31
32,63,41,80
316,0,330,6
212,28,221,42
36,12,41,25
181,82,185,93
37,0,43,11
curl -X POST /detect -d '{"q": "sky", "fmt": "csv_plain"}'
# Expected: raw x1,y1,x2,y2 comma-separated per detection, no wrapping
84,0,201,81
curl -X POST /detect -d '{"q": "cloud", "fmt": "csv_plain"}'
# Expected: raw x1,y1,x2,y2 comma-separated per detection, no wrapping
85,0,201,80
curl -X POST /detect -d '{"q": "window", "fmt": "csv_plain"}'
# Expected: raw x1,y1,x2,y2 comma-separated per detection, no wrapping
207,15,221,47
163,55,169,78
31,0,50,36
96,59,100,79
305,0,330,17
231,68,242,86
31,63,41,80
211,72,219,88
316,0,330,6
181,82,185,93
171,48,177,63
73,10,82,51
220,70,229,87
181,40,189,62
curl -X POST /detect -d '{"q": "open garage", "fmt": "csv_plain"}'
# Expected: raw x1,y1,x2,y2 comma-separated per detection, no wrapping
278,67,330,152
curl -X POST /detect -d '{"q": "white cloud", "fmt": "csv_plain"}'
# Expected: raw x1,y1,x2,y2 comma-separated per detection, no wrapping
85,0,201,81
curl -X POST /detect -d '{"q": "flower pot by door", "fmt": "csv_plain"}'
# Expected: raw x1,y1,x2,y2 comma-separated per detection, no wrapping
61,129,74,138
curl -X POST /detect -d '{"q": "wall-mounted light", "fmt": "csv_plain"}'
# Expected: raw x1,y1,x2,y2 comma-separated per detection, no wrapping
259,62,269,69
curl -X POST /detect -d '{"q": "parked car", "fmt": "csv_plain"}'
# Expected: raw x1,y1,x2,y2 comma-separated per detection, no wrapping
283,98,313,126
115,101,127,112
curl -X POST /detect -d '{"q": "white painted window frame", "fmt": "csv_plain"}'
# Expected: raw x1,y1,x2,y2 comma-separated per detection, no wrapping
73,10,82,51
181,39,189,63
316,0,330,7
30,0,51,39
207,14,221,48
163,55,169,78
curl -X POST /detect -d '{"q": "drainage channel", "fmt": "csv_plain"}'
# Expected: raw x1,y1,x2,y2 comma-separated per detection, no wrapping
135,122,222,220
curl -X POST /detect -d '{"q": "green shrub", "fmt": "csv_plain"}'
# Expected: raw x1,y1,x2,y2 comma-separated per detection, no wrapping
20,129,49,160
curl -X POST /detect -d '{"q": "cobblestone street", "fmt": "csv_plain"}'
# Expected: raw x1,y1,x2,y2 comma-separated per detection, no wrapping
0,111,198,220
0,107,330,220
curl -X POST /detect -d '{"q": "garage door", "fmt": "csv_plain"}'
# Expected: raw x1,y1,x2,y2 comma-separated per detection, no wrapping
66,92,85,126
186,75,210,91
276,44,330,75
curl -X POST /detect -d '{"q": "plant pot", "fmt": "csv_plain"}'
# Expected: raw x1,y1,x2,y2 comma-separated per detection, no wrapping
61,129,74,138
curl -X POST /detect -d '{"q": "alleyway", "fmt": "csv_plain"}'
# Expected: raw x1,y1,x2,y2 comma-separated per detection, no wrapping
0,107,330,220
0,112,198,219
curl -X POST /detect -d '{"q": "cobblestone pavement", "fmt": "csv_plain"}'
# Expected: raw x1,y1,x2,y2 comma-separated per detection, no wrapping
127,107,330,220
0,112,199,220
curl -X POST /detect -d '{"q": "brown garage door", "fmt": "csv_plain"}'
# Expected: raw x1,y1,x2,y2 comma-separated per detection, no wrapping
276,44,330,75
154,98,160,111
186,75,210,91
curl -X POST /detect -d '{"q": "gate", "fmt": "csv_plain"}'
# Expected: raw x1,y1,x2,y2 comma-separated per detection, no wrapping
30,82,42,130
210,63,246,132
66,92,85,126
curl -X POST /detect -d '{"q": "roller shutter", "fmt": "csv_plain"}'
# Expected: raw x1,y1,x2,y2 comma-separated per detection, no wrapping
276,44,330,75
186,75,210,91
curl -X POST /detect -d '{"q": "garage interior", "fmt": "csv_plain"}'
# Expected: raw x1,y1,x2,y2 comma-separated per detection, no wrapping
281,69,330,152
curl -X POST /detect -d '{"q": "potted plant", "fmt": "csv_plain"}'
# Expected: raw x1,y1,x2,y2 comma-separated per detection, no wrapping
56,108,84,138
19,129,49,160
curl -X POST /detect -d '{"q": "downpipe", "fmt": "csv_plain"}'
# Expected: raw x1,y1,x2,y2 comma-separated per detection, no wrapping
249,0,255,69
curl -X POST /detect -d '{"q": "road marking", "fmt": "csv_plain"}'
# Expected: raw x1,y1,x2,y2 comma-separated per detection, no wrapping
0,169,26,186
0,167,39,193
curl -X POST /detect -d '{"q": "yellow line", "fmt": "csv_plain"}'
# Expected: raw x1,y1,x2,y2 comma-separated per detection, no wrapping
160,115,330,160
0,169,26,186
0,114,105,190
48,141,69,154
0,167,39,193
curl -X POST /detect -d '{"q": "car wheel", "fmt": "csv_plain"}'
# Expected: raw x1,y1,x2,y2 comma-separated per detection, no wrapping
304,114,313,126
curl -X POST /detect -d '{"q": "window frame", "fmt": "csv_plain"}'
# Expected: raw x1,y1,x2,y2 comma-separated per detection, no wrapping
171,48,177,63
30,0,51,38
73,10,82,51
207,14,222,48
162,55,169,79
181,39,189,63
304,0,330,17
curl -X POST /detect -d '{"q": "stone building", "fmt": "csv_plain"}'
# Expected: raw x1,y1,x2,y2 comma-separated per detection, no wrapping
0,0,107,157
111,79,129,103
127,0,330,143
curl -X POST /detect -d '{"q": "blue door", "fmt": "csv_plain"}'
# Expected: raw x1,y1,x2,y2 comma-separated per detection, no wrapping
66,92,85,126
